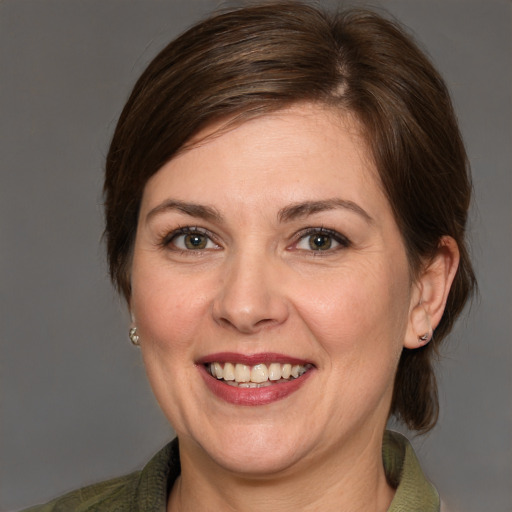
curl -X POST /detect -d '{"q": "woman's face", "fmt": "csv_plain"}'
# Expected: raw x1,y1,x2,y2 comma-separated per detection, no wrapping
131,104,417,476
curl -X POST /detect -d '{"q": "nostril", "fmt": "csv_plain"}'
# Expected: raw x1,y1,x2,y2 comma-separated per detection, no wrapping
254,317,278,327
216,314,279,334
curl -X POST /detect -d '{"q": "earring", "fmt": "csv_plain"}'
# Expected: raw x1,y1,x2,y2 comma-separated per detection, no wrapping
129,326,140,346
418,324,433,345
419,332,430,344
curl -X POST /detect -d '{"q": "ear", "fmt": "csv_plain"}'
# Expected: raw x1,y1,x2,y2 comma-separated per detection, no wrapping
404,236,460,349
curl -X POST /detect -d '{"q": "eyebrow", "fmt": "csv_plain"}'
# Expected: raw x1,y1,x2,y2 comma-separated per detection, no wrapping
278,199,373,224
146,198,373,225
146,200,223,223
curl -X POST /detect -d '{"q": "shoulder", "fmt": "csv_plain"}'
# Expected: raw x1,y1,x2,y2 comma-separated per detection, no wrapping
21,471,141,512
21,439,180,512
384,430,440,512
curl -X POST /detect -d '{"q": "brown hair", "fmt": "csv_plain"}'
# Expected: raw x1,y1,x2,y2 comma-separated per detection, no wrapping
104,1,476,432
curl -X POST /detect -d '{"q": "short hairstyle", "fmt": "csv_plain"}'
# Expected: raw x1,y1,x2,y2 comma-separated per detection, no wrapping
104,1,476,432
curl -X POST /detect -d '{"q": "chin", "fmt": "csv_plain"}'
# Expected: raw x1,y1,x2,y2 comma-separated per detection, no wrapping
210,444,303,477
196,424,309,477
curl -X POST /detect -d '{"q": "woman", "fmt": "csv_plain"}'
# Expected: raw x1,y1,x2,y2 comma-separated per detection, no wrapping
25,2,475,511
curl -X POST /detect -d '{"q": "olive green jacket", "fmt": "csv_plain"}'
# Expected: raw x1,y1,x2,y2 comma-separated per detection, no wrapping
23,431,439,511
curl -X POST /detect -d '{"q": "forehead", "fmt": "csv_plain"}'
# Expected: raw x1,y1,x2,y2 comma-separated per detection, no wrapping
140,103,385,217
183,103,369,161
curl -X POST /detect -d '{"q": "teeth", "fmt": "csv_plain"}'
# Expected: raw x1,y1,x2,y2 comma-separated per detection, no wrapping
223,362,235,381
268,362,282,381
234,364,251,383
281,364,292,379
207,361,311,386
239,382,258,388
251,364,269,383
214,362,223,380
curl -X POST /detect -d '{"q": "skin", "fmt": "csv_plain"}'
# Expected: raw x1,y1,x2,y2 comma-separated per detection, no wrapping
130,103,459,511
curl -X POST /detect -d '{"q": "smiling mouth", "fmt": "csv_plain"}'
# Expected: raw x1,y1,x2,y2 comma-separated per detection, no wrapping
206,362,313,388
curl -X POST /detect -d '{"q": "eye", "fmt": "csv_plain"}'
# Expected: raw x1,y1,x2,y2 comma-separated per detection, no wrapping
294,228,349,252
166,227,220,251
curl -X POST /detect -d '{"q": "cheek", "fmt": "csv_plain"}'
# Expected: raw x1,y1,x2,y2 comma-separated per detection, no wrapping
130,265,213,352
292,262,411,361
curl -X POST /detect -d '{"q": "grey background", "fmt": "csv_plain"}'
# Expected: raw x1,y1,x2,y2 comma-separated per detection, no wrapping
1,0,510,510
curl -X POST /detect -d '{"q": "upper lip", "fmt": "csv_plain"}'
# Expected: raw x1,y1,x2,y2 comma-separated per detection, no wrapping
196,352,313,367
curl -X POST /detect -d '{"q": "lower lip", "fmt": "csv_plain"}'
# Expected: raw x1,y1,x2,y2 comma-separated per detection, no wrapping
198,365,314,406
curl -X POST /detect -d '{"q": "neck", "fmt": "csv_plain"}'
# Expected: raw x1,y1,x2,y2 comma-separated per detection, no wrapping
168,429,394,512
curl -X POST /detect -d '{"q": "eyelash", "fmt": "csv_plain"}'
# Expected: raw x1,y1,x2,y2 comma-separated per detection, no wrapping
292,227,351,253
160,226,220,252
159,226,351,254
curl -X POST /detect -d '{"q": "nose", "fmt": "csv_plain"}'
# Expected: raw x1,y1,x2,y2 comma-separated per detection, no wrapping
212,249,289,334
